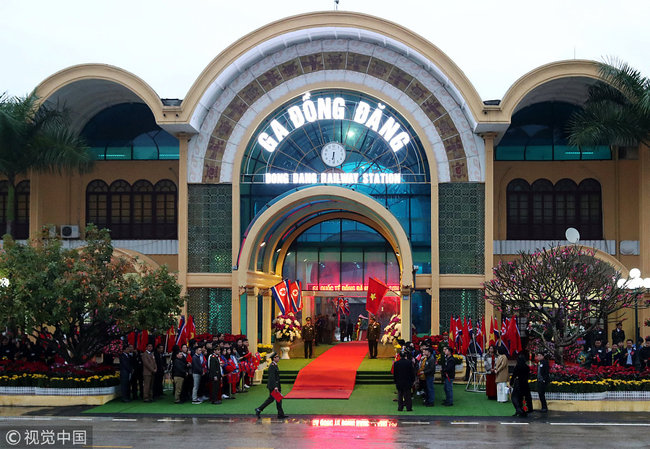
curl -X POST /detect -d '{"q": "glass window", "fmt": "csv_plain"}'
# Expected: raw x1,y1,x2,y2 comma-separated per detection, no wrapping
496,101,611,161
81,103,179,160
86,179,177,239
0,181,30,239
506,178,602,240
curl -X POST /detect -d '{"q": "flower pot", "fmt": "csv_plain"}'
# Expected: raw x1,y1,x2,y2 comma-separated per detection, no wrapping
278,341,292,359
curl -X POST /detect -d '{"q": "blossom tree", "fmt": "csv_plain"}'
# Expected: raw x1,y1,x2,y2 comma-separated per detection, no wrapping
0,225,183,364
484,245,646,364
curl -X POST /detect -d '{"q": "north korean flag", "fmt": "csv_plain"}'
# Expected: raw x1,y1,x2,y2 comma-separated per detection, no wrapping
271,280,290,315
288,280,303,312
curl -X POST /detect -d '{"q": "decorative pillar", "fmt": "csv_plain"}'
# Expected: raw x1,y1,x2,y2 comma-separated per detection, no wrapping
639,144,650,341
261,289,272,345
302,293,313,323
401,285,412,341
246,287,259,350
481,132,497,329
177,133,190,317
430,182,440,335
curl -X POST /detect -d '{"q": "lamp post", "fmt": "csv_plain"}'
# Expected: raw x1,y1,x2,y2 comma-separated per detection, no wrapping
617,268,650,344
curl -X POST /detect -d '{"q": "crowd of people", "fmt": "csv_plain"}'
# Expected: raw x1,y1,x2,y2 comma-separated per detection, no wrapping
577,331,650,371
391,338,458,411
118,335,261,405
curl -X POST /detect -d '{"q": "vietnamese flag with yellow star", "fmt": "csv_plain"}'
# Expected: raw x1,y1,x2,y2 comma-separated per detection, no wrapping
366,277,389,315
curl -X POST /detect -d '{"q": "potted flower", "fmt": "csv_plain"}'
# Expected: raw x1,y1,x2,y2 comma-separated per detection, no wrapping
272,312,301,359
381,314,402,345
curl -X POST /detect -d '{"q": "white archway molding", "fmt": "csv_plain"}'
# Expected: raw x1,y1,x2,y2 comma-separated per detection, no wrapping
187,37,485,184
237,186,414,289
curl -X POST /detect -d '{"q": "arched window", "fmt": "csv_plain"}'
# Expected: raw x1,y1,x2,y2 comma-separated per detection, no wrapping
577,179,603,240
86,179,177,239
86,180,109,229
109,180,131,239
506,178,602,240
506,179,530,239
531,179,554,239
132,180,154,239
554,179,578,238
154,180,177,239
0,180,30,239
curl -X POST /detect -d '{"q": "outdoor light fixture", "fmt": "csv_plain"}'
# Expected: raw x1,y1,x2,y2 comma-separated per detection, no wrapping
617,267,650,343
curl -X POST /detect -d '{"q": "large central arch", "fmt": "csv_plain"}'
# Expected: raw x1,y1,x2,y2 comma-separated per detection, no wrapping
236,185,415,349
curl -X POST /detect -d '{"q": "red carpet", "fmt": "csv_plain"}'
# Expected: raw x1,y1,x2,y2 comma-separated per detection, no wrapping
284,342,368,399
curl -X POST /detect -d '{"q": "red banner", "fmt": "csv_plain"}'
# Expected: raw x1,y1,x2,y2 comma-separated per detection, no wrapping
366,277,389,315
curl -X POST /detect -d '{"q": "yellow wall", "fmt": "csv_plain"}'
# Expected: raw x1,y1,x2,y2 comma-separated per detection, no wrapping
493,158,646,342
21,161,180,270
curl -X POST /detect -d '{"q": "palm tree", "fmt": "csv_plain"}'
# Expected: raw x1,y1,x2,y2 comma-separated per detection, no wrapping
568,59,650,148
0,92,92,237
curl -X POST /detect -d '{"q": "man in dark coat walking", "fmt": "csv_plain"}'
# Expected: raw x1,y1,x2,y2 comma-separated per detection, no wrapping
393,351,415,411
535,351,550,412
255,353,287,419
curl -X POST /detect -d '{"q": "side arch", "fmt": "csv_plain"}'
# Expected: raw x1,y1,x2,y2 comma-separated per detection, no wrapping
500,60,601,118
35,64,165,132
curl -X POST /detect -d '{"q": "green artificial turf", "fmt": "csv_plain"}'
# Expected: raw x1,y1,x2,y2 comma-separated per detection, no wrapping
86,383,512,417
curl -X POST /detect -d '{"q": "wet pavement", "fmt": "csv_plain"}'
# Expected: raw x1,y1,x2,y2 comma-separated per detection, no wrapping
0,407,649,448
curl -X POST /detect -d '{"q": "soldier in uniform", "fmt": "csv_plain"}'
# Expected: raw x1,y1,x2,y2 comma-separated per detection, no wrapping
367,316,381,359
255,352,287,419
302,317,315,358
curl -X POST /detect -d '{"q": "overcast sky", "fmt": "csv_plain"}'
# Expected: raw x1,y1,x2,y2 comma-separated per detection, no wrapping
1,0,648,101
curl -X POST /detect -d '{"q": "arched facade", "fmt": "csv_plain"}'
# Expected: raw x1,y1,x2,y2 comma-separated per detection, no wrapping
13,11,647,346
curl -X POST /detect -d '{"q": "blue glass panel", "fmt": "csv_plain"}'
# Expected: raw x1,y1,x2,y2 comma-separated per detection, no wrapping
105,146,131,160
411,290,431,336
496,101,611,161
525,145,553,161
554,145,581,160
581,145,611,160
496,145,525,160
90,147,106,160
81,103,179,160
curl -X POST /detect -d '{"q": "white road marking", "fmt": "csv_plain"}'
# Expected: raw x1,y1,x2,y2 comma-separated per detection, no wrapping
112,418,137,422
401,421,430,425
0,417,52,421
68,417,93,421
451,421,480,425
550,422,650,427
157,418,185,422
500,422,529,425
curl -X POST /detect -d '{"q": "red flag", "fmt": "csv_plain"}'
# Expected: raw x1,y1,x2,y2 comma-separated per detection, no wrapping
165,325,176,352
507,317,522,354
489,316,495,346
455,316,463,348
366,277,389,315
127,332,136,347
449,316,456,350
501,317,510,349
187,315,196,341
137,330,149,352
462,317,470,355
